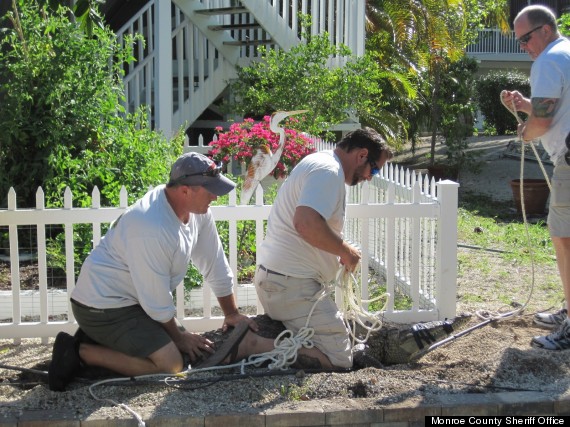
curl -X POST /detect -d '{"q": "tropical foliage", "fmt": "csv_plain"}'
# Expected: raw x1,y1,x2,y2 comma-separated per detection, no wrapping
559,13,570,36
364,0,508,163
0,0,181,209
226,28,414,147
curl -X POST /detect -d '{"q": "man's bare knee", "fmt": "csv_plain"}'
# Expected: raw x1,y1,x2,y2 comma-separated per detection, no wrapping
150,342,184,374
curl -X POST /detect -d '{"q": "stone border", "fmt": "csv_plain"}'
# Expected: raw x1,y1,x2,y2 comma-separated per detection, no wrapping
1,391,568,426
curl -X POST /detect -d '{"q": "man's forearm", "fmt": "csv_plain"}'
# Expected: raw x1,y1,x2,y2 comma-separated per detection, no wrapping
161,317,185,346
521,97,556,141
217,294,239,317
521,115,552,141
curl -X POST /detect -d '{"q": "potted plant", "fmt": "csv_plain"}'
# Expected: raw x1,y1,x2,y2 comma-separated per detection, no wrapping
207,115,315,180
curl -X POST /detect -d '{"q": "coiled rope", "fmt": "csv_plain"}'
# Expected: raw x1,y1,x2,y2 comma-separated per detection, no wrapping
247,264,389,369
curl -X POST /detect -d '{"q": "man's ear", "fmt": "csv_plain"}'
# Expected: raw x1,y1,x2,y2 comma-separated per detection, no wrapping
357,148,369,165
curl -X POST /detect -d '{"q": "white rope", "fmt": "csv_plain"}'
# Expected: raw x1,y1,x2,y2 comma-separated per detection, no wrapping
336,265,389,347
88,375,162,427
477,92,551,322
245,284,331,370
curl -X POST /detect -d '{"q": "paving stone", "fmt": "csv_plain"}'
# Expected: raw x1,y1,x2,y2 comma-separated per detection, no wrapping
554,396,570,415
436,392,500,416
205,412,264,427
146,414,205,426
495,391,555,415
265,401,326,426
325,406,383,425
18,410,79,427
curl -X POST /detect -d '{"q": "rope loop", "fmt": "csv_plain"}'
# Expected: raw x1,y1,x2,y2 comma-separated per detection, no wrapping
247,326,315,370
336,265,389,347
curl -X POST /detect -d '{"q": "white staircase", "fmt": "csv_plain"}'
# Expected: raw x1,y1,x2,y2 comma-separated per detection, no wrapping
117,0,365,137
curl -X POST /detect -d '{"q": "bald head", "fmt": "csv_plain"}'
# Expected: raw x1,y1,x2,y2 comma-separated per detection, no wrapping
514,5,559,35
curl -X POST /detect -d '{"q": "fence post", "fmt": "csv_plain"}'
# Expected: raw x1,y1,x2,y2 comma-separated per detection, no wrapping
435,180,459,319
7,188,21,344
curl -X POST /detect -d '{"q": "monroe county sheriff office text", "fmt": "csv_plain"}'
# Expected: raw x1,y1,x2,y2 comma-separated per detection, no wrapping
426,417,568,426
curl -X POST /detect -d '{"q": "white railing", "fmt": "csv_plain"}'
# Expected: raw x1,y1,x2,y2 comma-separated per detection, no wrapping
466,28,526,56
118,0,365,135
0,166,458,343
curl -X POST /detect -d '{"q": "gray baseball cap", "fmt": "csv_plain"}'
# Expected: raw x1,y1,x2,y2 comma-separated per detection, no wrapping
168,152,235,196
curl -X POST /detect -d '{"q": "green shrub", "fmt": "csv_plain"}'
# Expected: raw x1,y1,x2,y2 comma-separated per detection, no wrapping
0,1,181,209
0,1,183,284
475,70,530,135
559,12,570,36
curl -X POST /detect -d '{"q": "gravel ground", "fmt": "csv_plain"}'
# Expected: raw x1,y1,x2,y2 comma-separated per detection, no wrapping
1,135,567,422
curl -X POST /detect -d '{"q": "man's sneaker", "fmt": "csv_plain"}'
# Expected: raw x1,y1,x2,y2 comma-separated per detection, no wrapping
48,332,81,391
534,308,567,329
531,318,570,350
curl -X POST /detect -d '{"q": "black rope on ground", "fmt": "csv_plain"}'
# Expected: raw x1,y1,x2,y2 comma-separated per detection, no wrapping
0,363,48,376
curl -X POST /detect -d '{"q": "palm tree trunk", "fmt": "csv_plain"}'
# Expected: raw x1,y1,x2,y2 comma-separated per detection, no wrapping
429,63,441,167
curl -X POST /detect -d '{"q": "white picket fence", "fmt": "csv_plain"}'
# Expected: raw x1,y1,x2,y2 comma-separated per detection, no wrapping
0,161,458,344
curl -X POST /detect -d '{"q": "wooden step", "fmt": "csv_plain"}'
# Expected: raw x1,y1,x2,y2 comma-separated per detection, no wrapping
223,39,273,46
208,22,261,31
195,6,247,15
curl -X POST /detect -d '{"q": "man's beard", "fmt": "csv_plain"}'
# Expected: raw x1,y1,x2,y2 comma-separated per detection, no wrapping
350,164,366,186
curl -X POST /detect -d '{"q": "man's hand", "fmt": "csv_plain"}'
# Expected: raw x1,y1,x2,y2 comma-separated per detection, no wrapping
175,331,215,363
217,294,259,333
222,311,259,333
339,241,361,272
501,90,531,115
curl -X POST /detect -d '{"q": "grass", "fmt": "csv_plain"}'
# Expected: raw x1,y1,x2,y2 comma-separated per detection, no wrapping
458,191,555,265
456,190,562,311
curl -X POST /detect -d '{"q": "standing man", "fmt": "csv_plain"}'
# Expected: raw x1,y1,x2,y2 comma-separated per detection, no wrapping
254,127,393,369
49,152,275,391
502,5,570,349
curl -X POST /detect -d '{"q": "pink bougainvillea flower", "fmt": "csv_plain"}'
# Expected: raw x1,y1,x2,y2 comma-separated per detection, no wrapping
207,116,315,179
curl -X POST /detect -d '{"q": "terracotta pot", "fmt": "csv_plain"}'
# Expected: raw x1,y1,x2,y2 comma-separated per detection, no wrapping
509,179,550,215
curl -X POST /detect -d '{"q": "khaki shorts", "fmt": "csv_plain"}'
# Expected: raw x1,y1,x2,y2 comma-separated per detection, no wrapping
548,163,570,238
71,300,171,358
254,267,352,368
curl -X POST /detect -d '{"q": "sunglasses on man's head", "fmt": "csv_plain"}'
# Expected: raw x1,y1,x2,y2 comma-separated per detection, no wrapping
174,162,223,182
368,158,380,176
516,25,543,45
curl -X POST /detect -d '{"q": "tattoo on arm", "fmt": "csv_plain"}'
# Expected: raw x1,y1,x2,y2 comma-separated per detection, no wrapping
531,97,558,118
